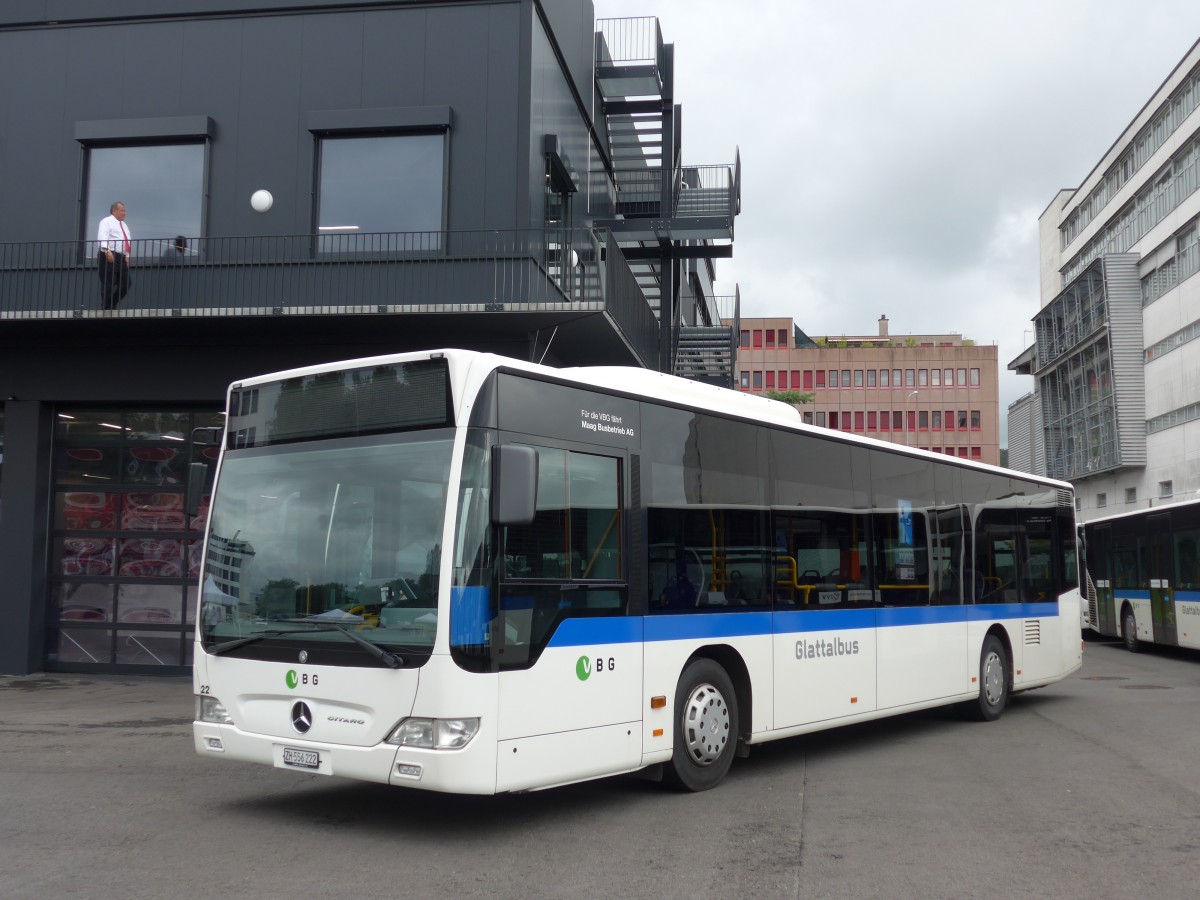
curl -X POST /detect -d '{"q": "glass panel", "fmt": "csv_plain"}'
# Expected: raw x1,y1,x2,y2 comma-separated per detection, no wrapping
116,630,183,666
505,448,568,580
122,492,186,531
118,584,184,624
123,445,187,486
56,445,122,485
126,412,189,441
119,537,185,578
569,453,621,580
56,582,114,622
317,134,444,244
56,537,115,576
56,490,119,530
85,144,205,257
54,627,113,664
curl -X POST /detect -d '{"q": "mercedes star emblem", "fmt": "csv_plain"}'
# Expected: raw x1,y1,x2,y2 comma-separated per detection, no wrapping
291,701,313,734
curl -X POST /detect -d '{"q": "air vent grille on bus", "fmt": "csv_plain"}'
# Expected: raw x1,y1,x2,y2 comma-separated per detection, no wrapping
1085,571,1099,628
1057,489,1073,509
1023,620,1042,646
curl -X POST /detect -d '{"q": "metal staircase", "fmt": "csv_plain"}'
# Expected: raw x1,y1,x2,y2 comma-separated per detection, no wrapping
594,17,740,383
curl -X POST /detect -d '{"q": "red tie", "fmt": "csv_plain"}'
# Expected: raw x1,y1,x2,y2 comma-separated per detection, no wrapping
120,222,130,256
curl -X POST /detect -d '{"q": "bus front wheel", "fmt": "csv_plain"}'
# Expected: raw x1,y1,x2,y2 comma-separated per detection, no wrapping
1122,607,1141,653
664,659,738,792
968,634,1009,722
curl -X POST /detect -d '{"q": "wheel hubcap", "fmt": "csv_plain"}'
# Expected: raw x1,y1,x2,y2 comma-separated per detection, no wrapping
682,682,730,766
982,650,1004,705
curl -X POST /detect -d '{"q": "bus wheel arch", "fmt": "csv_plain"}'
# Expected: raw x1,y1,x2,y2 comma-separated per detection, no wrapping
1121,603,1140,653
663,647,748,792
967,628,1011,722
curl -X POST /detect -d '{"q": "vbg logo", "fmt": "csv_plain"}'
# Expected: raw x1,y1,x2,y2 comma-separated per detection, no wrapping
285,670,318,689
576,655,615,681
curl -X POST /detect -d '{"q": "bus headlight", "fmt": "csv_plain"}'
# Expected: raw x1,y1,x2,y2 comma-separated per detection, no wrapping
196,694,234,725
386,717,479,750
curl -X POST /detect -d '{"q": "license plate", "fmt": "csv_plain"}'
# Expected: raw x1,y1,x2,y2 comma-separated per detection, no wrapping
282,747,320,770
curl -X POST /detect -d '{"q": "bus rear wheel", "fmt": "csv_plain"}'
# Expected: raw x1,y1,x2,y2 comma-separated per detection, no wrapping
664,659,738,792
967,634,1009,722
1122,607,1141,653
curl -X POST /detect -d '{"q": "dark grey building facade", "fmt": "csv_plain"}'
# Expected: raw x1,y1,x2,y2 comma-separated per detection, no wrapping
0,0,740,675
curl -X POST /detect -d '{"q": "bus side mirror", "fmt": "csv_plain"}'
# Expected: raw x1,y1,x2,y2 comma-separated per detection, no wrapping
491,445,538,526
186,462,208,518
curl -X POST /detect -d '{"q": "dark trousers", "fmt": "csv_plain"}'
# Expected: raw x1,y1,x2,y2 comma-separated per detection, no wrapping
97,252,130,310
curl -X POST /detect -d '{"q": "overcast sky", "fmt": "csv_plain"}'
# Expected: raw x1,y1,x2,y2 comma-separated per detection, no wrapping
594,0,1200,444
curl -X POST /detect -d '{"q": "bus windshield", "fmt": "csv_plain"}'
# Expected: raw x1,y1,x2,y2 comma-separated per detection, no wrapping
199,429,453,665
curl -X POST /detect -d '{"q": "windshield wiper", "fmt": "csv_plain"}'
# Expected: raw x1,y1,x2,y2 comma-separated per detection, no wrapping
208,622,404,668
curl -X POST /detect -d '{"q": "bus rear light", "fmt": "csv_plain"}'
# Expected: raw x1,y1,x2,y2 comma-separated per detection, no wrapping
650,696,666,709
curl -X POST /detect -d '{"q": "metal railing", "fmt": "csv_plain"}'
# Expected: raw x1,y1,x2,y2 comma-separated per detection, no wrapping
604,231,660,367
595,16,664,68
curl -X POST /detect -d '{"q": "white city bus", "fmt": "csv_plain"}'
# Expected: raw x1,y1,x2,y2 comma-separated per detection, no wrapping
192,349,1082,793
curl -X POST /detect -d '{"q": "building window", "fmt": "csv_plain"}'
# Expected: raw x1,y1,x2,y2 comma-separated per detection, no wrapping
1125,487,1137,504
854,411,864,431
970,368,981,387
841,370,851,388
779,371,788,389
766,371,775,390
753,330,763,348
867,411,877,431
765,330,775,347
816,370,826,389
881,410,890,431
932,410,942,430
893,411,903,431
85,143,206,258
829,370,839,388
971,410,981,430
931,368,941,386
970,447,981,460
918,369,928,387
907,411,916,433
739,371,749,389
945,369,954,386
802,411,814,424
740,330,750,347
317,134,445,251
829,412,839,429
919,410,928,430
1075,497,1082,512
893,369,902,387
854,370,863,388
1097,492,1107,509
905,369,915,387
792,371,802,390
1160,480,1174,498
958,369,967,387
880,369,890,388
946,410,954,430
753,371,763,390
778,329,788,347
958,410,968,430
803,371,813,390
867,370,876,388
815,412,825,427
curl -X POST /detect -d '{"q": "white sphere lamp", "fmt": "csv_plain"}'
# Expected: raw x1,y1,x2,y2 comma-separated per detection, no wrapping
250,189,274,213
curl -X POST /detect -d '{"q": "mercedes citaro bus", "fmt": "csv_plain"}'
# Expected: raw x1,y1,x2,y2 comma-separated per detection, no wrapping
192,349,1082,793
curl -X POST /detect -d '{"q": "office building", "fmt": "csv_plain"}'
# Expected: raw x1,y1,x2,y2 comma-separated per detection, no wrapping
1010,37,1200,519
736,316,1000,465
0,0,741,675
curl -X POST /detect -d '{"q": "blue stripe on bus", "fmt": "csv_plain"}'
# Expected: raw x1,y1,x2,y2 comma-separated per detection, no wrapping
546,602,1060,647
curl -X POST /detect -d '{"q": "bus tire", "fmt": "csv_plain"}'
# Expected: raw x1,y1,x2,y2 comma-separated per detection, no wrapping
664,658,738,792
1122,607,1141,653
968,634,1009,722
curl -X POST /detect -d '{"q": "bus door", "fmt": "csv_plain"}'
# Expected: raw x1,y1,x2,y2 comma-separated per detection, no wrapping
1145,513,1178,646
493,443,642,791
1088,523,1117,636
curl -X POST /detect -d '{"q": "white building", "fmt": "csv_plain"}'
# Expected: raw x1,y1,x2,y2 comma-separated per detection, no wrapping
1011,37,1200,521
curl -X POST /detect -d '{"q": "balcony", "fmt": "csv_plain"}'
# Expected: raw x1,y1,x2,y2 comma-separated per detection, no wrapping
0,228,660,369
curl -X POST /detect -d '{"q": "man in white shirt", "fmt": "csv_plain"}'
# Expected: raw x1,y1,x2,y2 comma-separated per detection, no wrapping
96,201,132,310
